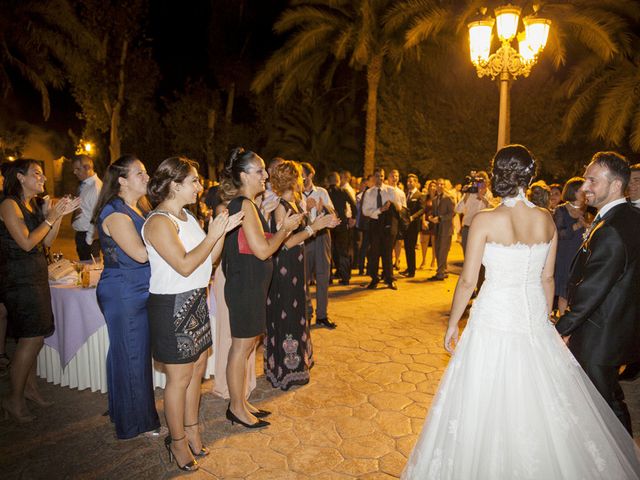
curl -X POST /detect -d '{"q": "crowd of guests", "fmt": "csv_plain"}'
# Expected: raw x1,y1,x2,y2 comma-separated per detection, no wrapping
1,149,639,473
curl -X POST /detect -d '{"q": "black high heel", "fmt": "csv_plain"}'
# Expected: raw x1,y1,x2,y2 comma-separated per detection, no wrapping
183,423,209,457
253,409,271,418
164,435,199,471
226,406,270,429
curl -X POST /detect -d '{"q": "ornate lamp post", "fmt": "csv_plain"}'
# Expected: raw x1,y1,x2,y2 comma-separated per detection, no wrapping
468,5,551,150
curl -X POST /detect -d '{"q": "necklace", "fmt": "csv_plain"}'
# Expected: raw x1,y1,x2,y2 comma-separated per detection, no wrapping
566,202,581,210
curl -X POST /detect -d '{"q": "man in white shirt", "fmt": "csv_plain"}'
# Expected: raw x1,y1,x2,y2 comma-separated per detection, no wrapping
362,167,403,290
455,171,495,256
72,155,102,261
387,169,407,270
301,162,337,329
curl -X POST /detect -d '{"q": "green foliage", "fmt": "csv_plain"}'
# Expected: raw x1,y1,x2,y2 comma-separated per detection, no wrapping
261,91,362,179
65,0,160,162
0,0,94,120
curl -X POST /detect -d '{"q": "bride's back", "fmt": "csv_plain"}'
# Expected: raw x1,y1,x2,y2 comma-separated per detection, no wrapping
484,202,555,247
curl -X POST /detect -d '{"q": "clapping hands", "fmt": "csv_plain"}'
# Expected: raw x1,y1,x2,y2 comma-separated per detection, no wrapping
311,212,340,231
46,196,81,224
207,210,244,241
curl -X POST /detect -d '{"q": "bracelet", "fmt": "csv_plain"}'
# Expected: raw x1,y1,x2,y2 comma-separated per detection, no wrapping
305,225,314,236
44,219,54,229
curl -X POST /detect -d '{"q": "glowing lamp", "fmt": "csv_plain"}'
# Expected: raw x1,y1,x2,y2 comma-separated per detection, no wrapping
495,4,521,41
524,17,551,53
468,19,494,63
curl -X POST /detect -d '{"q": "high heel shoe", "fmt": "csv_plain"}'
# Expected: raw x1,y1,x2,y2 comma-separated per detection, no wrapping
164,435,198,472
1,399,35,423
253,409,271,418
226,406,270,429
183,423,209,457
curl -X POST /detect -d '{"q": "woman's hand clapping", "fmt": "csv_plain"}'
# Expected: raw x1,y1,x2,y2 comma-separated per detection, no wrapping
280,209,304,233
47,196,81,224
311,213,340,231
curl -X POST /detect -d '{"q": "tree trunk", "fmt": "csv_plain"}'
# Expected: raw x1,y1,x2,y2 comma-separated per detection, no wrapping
109,39,128,163
206,108,217,180
364,53,383,177
225,83,235,123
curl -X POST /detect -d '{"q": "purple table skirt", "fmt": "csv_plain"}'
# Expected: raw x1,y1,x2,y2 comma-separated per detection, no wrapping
46,284,106,367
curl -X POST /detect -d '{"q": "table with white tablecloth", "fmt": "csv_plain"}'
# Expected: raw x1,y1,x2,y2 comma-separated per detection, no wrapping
37,281,216,393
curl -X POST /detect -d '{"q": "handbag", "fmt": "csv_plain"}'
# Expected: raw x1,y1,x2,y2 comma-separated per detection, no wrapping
238,227,273,255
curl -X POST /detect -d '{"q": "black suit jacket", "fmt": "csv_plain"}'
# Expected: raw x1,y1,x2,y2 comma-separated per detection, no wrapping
405,190,424,234
556,202,640,365
327,185,356,229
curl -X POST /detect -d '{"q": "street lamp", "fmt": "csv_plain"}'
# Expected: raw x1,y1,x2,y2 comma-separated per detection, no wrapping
468,5,551,150
76,139,95,156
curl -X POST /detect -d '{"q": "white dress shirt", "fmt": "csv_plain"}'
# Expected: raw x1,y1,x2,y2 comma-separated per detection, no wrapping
597,197,628,219
455,192,496,226
72,174,102,244
302,185,334,222
631,198,640,209
362,184,403,220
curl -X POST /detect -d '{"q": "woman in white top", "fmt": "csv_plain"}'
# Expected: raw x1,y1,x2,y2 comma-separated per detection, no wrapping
143,157,242,472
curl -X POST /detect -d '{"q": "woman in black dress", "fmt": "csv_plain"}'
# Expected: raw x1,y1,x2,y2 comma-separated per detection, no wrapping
0,159,79,422
265,161,338,390
220,148,303,428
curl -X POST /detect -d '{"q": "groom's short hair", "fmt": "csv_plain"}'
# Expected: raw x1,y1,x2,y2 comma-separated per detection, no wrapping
591,151,630,193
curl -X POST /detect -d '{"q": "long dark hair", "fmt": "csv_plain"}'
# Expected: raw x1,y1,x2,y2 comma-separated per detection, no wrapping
147,156,199,207
91,155,150,224
219,147,261,201
3,159,42,201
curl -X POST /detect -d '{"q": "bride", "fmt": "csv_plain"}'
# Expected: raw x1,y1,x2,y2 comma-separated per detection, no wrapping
402,145,640,479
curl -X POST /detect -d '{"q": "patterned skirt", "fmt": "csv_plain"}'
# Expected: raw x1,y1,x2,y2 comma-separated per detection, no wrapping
148,287,212,364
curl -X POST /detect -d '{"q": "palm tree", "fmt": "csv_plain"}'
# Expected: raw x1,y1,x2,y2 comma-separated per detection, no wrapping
0,0,92,120
559,13,640,150
266,92,361,175
252,0,443,176
389,0,640,149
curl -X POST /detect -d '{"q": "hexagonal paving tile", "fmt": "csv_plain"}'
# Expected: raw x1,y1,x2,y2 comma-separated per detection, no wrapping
287,446,343,475
375,411,413,438
339,432,396,459
368,391,413,411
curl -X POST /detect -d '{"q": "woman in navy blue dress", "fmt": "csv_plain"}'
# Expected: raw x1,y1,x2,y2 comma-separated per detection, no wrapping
93,155,162,439
553,177,588,315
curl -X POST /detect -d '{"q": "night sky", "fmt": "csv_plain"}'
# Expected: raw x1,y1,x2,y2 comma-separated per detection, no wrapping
5,1,289,140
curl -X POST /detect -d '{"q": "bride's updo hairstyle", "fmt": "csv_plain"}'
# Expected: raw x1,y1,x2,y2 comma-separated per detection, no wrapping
490,144,538,198
219,147,261,201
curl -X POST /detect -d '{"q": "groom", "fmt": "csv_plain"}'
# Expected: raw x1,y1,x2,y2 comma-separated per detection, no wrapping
556,151,640,434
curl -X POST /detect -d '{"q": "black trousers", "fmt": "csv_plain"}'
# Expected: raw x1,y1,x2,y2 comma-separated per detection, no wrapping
331,227,351,281
580,361,632,435
75,231,101,261
403,226,419,275
367,220,394,283
357,228,369,272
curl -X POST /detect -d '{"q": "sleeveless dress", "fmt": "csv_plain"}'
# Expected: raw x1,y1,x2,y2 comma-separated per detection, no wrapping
265,200,314,390
402,196,640,479
222,196,274,338
96,197,160,439
143,209,212,364
0,197,54,338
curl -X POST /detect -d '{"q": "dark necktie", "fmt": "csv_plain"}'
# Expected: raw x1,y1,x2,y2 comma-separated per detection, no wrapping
376,188,382,209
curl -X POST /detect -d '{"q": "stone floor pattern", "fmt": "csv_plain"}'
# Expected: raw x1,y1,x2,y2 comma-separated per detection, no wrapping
2,242,640,479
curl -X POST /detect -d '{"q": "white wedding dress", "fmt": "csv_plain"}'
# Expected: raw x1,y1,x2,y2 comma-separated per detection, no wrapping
403,219,640,478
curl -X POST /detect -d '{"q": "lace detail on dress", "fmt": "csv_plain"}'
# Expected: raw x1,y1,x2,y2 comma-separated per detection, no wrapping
501,188,535,208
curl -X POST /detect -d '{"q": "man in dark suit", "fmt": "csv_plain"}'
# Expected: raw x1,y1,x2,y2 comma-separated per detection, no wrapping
427,178,455,281
556,152,640,434
400,174,424,278
327,171,357,285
